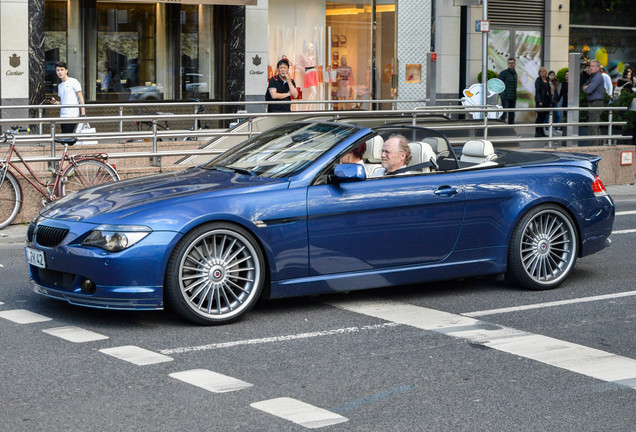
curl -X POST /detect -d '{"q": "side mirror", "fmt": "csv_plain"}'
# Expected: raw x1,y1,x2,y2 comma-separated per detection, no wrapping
331,163,366,182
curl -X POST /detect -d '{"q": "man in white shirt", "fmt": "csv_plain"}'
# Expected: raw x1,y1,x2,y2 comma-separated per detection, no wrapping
50,61,86,134
601,65,612,97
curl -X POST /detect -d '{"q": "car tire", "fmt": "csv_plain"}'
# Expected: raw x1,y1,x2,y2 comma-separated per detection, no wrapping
506,204,578,290
165,222,265,325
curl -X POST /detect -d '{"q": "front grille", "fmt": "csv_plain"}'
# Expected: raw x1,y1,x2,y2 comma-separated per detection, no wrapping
34,225,69,247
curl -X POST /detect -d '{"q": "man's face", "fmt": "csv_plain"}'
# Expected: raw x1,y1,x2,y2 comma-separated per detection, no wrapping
508,60,515,70
589,62,601,74
278,64,289,78
381,138,406,173
55,66,68,80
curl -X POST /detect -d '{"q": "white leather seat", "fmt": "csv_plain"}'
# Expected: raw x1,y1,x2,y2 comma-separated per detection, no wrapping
408,141,437,173
363,135,383,176
460,139,497,164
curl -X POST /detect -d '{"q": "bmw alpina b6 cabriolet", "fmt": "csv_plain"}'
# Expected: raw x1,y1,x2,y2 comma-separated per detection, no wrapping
25,121,614,324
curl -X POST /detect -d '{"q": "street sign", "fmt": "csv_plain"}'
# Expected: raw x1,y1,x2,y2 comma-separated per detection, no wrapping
475,20,490,32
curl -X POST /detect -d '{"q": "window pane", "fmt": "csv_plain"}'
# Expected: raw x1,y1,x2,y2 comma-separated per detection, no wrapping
181,5,212,100
44,0,67,95
96,3,157,102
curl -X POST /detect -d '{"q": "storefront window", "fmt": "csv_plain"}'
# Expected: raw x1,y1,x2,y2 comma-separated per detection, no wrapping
571,1,636,83
44,0,68,95
489,28,542,122
181,5,213,100
267,0,395,110
96,3,157,101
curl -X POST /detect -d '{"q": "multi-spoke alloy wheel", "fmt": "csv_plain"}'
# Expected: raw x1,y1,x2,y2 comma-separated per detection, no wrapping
165,223,265,324
507,205,578,290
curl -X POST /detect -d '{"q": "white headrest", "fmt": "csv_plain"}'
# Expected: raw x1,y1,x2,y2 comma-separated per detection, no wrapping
364,135,384,163
461,139,496,164
462,139,494,157
408,142,422,166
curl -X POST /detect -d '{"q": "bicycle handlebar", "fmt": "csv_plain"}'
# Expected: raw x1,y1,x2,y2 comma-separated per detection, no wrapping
1,126,30,143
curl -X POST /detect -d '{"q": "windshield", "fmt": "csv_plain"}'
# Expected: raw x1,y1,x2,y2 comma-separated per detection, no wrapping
203,122,358,178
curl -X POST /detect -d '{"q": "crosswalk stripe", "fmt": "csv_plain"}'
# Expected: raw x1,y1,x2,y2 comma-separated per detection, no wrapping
251,397,348,429
326,296,636,390
100,346,173,365
0,309,52,324
169,369,253,393
43,326,109,343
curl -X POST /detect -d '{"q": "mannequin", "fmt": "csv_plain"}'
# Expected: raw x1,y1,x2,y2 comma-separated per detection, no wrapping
297,43,318,105
336,56,354,109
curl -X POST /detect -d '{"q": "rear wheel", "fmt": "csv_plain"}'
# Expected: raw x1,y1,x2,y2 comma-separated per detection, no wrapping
60,159,119,196
165,223,265,325
507,204,578,290
0,170,22,229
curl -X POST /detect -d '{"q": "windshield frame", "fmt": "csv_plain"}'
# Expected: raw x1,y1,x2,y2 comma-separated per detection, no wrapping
203,122,359,179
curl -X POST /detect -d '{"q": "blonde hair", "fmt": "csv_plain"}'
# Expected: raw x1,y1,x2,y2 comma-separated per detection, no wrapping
538,67,548,76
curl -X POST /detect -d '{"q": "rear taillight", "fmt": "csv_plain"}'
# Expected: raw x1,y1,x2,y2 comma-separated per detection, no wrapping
592,175,607,197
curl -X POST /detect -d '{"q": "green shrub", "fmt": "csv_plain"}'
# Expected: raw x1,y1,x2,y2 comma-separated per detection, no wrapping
556,68,568,83
477,69,498,83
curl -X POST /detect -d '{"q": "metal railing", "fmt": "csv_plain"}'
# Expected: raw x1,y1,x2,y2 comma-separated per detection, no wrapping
0,100,632,165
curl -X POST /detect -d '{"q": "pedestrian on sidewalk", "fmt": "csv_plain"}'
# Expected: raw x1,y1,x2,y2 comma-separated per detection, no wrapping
49,61,86,134
534,67,551,137
583,60,605,145
498,58,518,124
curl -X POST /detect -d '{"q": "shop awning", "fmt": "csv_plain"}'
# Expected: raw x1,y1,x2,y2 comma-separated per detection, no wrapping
115,0,257,5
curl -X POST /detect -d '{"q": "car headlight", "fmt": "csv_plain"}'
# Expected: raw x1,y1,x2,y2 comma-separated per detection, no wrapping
82,225,152,252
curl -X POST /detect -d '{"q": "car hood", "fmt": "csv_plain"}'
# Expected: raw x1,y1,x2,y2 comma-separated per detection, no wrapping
39,167,289,223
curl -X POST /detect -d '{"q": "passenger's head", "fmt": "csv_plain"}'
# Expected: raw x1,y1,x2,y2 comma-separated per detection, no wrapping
340,142,367,164
381,134,411,173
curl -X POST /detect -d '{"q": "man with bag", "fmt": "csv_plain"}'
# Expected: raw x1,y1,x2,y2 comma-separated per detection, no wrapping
50,61,86,134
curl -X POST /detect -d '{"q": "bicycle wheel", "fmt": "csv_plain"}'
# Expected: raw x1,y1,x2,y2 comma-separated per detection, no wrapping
60,159,119,196
0,170,22,229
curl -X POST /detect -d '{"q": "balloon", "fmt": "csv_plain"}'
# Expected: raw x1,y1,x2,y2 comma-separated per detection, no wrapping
595,47,608,66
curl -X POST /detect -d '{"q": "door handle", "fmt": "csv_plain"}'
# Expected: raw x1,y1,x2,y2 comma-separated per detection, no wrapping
434,186,459,196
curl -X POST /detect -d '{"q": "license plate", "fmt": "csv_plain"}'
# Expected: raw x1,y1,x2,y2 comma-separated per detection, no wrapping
25,247,46,269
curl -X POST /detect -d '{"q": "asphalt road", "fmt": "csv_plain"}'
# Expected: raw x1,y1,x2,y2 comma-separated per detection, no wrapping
1,185,635,431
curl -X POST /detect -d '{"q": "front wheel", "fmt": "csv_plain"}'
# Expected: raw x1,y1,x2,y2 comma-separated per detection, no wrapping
165,223,265,325
0,170,22,229
60,159,119,196
506,204,578,290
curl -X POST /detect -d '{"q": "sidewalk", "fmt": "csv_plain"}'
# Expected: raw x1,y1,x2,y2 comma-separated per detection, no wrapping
2,184,634,245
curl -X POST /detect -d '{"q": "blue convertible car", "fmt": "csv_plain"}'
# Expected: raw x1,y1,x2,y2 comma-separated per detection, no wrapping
25,121,615,324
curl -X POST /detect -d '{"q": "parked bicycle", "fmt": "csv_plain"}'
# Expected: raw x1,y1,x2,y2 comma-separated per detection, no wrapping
0,127,120,229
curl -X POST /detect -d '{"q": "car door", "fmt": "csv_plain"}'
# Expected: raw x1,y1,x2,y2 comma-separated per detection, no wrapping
306,172,466,276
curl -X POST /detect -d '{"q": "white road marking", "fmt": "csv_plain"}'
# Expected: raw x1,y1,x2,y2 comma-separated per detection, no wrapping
326,297,636,390
612,228,636,234
169,369,253,393
0,301,4,305
0,309,52,324
160,322,401,355
100,346,173,366
251,397,348,429
463,290,636,317
616,210,636,216
43,326,109,343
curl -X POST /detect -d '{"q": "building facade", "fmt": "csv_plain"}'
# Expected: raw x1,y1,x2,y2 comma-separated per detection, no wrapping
1,0,636,122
